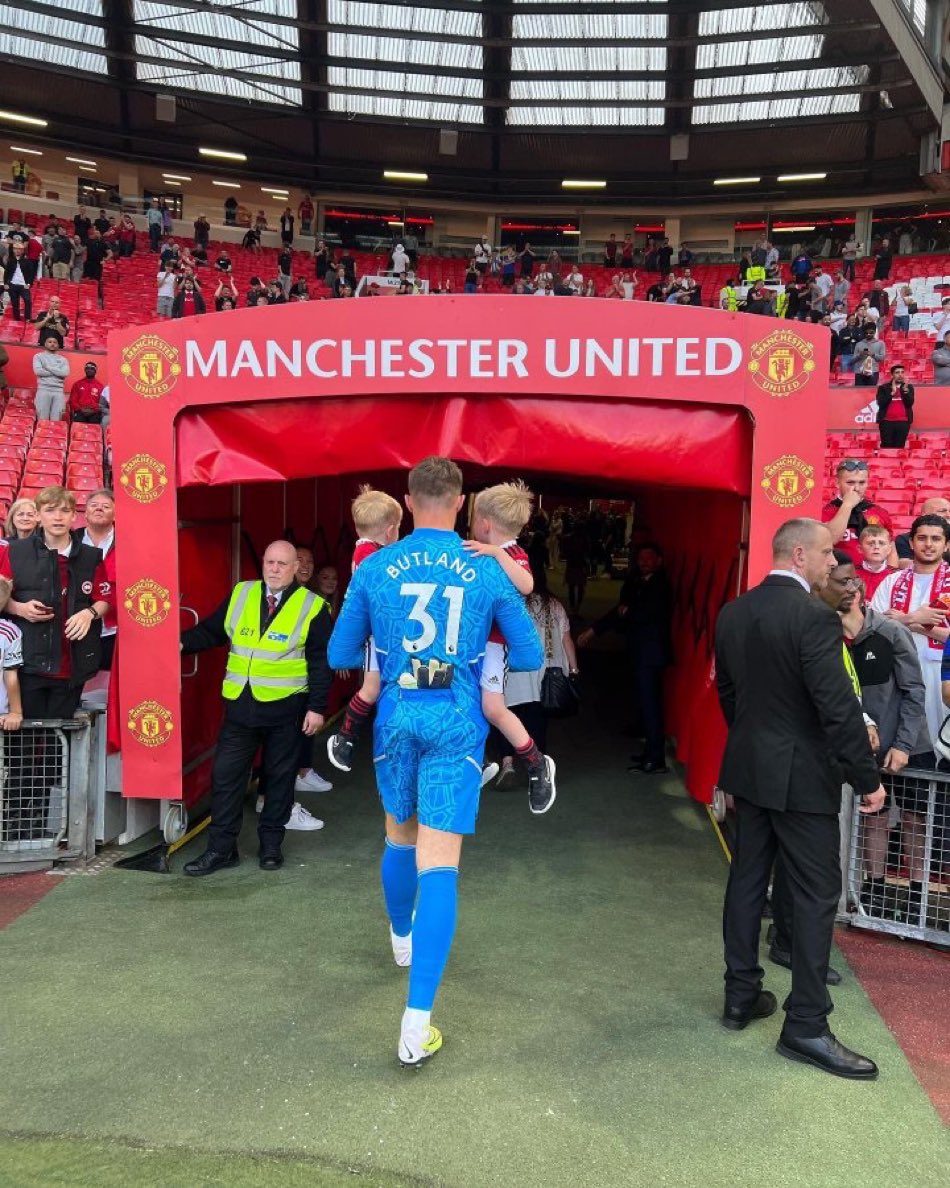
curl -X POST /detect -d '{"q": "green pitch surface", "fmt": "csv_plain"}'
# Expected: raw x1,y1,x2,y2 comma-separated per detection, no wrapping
1,663,947,1186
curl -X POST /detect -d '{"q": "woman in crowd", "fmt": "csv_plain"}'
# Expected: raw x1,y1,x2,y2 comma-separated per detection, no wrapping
315,565,340,617
495,559,577,800
5,498,37,542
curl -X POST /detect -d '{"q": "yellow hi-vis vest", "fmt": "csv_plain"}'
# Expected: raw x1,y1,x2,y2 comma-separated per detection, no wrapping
775,289,789,318
843,642,862,701
222,582,324,702
722,285,738,311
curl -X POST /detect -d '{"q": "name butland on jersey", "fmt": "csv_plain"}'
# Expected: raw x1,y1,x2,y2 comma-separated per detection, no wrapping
328,527,543,701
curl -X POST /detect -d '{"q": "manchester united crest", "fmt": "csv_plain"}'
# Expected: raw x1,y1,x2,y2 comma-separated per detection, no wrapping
761,454,816,508
118,453,169,504
124,578,172,628
748,329,816,398
127,699,175,748
120,333,181,399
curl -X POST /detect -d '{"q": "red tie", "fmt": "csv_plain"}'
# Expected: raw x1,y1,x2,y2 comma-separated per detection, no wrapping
266,592,277,617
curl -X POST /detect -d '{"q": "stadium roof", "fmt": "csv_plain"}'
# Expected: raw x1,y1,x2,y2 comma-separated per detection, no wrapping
0,1,945,203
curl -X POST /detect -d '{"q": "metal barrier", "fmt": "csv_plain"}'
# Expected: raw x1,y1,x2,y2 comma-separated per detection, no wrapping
846,766,950,947
0,716,94,870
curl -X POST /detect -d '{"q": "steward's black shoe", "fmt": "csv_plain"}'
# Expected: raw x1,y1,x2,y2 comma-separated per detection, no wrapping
777,1031,878,1080
629,760,670,775
183,848,239,877
721,990,778,1031
768,944,842,986
259,850,284,871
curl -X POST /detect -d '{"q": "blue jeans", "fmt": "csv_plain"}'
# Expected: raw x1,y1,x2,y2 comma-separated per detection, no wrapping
893,314,910,334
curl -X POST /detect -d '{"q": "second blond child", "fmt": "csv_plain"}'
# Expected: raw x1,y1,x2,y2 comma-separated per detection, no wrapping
466,481,556,814
327,485,403,772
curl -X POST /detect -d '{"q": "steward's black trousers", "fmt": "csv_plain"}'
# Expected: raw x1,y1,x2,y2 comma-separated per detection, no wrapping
207,688,305,855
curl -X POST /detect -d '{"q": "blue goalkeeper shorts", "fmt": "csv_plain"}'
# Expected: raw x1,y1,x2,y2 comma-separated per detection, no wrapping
373,690,488,834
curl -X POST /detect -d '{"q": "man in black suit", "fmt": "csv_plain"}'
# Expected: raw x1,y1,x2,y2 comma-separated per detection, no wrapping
715,518,885,1079
577,541,674,773
181,540,333,875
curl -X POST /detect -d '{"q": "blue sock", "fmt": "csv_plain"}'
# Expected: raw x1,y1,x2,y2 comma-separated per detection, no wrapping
380,839,417,937
407,866,459,1012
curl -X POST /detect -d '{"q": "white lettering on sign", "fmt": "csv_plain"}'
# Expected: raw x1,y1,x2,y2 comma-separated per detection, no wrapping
186,339,226,377
183,336,745,382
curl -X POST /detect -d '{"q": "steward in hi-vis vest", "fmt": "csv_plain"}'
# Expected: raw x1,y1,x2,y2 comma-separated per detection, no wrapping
180,540,333,876
222,580,324,702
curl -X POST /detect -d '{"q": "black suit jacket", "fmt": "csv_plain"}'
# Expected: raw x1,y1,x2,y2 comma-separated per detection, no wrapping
715,575,880,813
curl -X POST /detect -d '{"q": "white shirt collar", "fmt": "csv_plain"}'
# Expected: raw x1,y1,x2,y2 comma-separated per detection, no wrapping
83,527,114,556
265,586,284,605
769,568,811,593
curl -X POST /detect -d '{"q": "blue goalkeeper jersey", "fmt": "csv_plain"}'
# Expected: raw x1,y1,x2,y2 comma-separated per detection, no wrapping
328,527,543,705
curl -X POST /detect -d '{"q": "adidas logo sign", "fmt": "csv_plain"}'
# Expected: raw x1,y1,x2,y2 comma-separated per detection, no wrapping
854,400,880,425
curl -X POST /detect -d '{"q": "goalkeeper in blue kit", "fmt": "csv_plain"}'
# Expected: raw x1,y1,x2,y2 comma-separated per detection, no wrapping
328,456,543,1067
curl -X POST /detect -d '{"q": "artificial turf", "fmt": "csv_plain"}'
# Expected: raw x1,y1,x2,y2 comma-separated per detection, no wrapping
0,648,947,1186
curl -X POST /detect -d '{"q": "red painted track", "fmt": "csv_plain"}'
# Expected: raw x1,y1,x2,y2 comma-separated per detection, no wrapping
0,872,62,930
837,928,950,1124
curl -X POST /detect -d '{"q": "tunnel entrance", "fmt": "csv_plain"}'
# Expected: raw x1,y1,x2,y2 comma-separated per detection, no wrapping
109,298,827,805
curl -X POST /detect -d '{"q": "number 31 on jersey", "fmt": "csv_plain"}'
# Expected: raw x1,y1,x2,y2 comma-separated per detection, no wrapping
401,583,464,656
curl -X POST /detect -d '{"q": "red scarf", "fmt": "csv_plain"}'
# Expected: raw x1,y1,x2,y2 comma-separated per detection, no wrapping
889,561,950,651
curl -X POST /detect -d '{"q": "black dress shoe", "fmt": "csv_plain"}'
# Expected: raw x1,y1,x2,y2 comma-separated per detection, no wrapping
183,848,239,877
768,944,842,986
259,850,284,870
777,1031,878,1080
721,990,778,1031
628,760,670,775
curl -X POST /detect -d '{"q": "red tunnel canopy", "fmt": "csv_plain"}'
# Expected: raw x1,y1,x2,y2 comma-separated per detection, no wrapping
176,395,751,493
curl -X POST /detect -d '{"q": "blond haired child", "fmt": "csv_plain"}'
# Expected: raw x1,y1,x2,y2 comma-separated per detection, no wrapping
327,485,403,771
466,481,556,814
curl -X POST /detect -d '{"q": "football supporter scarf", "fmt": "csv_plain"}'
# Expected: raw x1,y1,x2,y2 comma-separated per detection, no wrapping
889,561,950,651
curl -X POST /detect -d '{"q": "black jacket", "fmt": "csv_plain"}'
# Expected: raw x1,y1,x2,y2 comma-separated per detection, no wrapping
171,288,207,318
715,575,880,812
181,579,333,715
875,381,915,425
592,568,673,667
2,255,37,286
8,535,103,683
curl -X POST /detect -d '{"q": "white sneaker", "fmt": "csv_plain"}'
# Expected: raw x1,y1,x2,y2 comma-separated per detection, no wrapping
295,769,333,793
285,802,324,831
255,795,264,813
390,927,412,967
480,761,500,788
